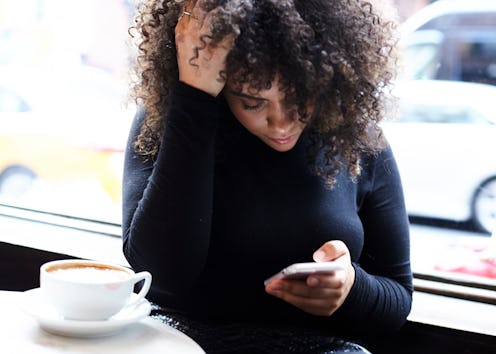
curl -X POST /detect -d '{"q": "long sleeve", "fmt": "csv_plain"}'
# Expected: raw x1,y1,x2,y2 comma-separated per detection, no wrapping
122,82,221,292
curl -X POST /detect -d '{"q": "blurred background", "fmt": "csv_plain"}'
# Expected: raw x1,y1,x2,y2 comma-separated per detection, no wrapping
0,0,134,221
0,0,495,285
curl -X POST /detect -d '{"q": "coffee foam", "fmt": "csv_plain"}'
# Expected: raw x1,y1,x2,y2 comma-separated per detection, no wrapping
48,266,130,283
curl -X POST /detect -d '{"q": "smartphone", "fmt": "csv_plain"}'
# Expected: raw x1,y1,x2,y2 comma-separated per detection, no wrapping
264,262,343,286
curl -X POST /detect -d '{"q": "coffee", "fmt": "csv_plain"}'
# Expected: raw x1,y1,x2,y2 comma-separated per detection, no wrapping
47,264,130,283
40,259,152,320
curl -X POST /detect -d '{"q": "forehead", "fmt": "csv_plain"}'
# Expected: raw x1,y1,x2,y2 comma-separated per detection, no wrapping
226,76,284,99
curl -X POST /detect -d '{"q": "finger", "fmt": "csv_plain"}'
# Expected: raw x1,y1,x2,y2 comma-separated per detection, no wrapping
180,10,203,26
183,0,199,13
182,11,199,21
307,272,345,290
267,279,331,299
175,4,209,53
313,240,348,262
181,0,208,26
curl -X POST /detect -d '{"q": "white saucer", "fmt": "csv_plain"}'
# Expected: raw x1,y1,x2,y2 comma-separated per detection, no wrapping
19,288,151,338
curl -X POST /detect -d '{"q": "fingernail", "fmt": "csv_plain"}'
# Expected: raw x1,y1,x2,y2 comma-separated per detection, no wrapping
313,250,326,261
308,277,319,286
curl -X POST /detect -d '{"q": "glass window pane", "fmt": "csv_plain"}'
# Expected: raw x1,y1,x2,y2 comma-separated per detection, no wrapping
0,0,134,223
392,0,496,288
0,0,495,292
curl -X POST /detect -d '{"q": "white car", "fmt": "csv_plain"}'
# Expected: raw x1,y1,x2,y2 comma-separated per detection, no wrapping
401,0,496,36
382,80,496,234
399,0,496,86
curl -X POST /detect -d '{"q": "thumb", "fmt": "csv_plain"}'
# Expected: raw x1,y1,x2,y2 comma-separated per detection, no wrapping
313,240,347,262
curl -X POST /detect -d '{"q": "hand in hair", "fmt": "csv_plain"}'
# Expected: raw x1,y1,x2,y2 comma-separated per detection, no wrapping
175,0,235,97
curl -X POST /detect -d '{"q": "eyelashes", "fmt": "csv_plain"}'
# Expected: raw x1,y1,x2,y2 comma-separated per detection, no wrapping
241,100,266,111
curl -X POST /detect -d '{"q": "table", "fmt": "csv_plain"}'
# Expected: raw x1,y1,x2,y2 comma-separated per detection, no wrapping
1,290,205,354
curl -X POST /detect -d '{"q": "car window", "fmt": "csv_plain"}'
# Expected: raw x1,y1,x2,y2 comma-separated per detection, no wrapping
458,38,496,85
404,11,496,86
402,30,444,80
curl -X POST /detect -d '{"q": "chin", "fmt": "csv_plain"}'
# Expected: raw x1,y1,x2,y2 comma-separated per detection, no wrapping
264,140,298,152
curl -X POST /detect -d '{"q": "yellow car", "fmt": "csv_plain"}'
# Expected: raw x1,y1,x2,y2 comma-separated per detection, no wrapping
0,68,132,218
0,112,125,204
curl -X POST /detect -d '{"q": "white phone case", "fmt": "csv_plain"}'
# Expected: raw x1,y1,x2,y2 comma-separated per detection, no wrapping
264,262,343,286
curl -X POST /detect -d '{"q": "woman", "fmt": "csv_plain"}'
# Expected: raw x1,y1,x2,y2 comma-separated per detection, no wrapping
123,0,412,352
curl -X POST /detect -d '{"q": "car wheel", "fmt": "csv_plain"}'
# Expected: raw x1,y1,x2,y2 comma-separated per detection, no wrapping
471,177,496,234
0,165,37,198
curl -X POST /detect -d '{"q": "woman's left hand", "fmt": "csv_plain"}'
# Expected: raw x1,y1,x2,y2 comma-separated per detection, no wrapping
265,240,355,316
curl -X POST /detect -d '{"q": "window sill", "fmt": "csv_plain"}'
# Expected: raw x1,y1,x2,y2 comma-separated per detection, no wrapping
0,209,494,338
0,206,126,266
409,290,496,337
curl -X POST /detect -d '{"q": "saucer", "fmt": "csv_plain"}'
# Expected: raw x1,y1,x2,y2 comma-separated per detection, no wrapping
19,288,151,338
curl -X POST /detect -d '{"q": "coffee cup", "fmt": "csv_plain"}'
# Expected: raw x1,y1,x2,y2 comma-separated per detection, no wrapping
40,259,152,321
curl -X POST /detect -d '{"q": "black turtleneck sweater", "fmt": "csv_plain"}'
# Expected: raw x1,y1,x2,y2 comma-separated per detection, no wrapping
122,82,412,335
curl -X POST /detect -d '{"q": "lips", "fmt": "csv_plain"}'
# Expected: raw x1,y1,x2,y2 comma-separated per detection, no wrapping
268,135,295,145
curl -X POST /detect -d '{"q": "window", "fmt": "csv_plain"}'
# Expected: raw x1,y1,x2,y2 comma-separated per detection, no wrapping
458,38,496,85
0,0,134,224
402,30,444,80
391,0,496,296
0,0,495,320
405,11,496,86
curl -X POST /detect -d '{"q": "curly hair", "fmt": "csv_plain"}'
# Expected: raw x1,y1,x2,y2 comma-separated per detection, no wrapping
129,0,400,187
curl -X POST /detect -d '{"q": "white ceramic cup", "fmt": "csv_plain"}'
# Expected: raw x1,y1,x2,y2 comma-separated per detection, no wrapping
40,259,152,321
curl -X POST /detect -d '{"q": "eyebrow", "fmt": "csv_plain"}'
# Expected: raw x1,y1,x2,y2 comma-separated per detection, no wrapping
228,90,267,101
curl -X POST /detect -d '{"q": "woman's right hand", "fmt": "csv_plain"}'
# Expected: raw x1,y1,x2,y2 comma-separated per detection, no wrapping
175,1,234,97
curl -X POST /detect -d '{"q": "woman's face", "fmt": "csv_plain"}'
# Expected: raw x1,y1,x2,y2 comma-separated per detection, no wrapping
223,77,311,152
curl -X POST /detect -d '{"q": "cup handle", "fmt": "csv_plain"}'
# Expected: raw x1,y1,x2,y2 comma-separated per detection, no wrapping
126,271,152,308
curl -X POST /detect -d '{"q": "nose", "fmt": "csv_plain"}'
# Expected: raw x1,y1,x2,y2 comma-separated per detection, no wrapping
267,102,295,133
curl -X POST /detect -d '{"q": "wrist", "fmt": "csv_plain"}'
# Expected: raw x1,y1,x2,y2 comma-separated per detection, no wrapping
178,76,224,97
